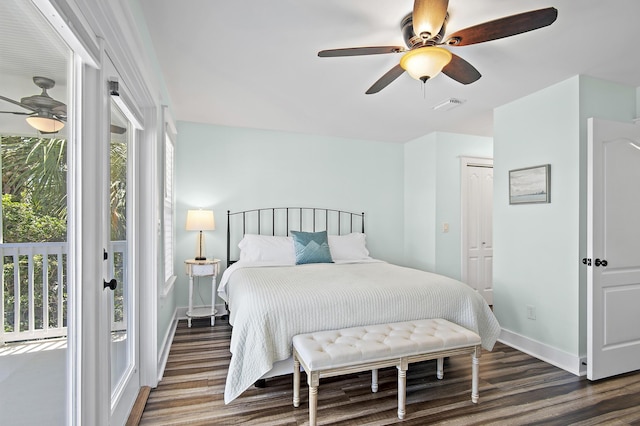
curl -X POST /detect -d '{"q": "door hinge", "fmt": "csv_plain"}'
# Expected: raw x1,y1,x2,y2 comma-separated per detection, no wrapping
582,258,592,266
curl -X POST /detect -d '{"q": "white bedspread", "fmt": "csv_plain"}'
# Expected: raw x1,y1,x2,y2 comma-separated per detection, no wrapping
218,261,500,403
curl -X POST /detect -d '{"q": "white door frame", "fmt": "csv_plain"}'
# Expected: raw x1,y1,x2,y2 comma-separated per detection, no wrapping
34,1,160,423
460,156,494,285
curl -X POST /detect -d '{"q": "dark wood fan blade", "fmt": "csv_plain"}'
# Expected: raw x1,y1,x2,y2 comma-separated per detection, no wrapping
444,7,557,46
0,94,37,112
365,64,405,94
442,53,481,84
318,46,405,57
0,110,33,115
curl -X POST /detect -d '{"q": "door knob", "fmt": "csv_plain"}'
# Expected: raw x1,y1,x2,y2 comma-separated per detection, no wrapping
104,278,117,291
594,258,608,267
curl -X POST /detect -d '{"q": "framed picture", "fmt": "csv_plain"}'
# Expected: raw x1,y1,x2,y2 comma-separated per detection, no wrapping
509,164,551,204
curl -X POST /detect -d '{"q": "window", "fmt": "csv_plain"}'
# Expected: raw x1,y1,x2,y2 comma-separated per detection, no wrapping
163,130,176,292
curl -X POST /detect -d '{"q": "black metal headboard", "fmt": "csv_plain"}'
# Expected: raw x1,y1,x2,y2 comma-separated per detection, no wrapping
226,207,365,266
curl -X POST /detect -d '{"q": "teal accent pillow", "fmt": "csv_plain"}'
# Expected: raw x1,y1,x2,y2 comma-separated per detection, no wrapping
291,230,334,265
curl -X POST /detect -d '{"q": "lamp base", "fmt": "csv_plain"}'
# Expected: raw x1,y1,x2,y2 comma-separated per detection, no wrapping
195,256,206,261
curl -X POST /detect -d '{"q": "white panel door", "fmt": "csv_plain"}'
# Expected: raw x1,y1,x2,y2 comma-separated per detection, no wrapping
462,159,494,304
587,117,640,380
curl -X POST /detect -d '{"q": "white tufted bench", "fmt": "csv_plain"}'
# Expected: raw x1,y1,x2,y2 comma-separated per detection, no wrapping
292,318,482,425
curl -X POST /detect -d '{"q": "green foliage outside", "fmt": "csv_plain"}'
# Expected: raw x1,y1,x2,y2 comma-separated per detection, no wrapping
1,135,127,335
2,136,67,220
2,136,69,333
3,194,66,242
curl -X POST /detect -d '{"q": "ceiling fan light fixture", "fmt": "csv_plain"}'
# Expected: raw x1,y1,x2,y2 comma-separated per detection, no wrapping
400,46,452,82
26,115,65,133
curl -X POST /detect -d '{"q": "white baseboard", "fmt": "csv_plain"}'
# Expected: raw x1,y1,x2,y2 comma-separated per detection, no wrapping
157,308,178,382
499,328,586,376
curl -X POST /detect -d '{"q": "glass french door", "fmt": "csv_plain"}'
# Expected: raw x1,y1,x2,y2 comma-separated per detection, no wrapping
104,57,140,424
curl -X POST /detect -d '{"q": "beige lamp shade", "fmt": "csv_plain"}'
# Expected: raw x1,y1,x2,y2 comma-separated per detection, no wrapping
186,209,215,260
400,46,452,82
185,209,215,231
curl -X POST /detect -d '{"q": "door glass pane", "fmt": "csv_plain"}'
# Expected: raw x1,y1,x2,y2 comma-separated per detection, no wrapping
109,99,131,397
0,1,71,425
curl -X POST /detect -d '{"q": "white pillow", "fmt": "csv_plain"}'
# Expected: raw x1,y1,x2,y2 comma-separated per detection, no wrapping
238,234,296,264
328,233,371,261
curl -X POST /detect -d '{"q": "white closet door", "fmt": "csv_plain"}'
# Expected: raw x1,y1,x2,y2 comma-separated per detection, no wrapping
462,158,493,305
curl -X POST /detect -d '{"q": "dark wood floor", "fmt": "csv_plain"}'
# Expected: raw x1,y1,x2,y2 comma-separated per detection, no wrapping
140,317,640,425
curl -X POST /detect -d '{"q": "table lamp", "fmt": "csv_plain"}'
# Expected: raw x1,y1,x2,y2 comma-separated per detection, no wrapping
185,209,215,260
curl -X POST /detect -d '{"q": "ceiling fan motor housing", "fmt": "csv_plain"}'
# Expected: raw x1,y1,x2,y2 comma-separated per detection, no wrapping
20,76,65,111
401,12,448,49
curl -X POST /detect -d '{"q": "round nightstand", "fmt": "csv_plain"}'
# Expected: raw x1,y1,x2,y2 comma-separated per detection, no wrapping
184,258,220,327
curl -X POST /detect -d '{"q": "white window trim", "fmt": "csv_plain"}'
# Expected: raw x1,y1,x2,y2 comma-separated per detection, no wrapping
161,110,177,297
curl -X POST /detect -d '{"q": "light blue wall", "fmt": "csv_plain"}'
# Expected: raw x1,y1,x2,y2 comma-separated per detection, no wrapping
494,77,581,355
404,133,437,271
493,75,636,358
404,132,492,278
174,122,405,306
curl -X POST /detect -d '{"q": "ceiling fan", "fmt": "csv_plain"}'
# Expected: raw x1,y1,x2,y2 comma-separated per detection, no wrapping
318,0,558,94
0,76,126,134
0,76,67,133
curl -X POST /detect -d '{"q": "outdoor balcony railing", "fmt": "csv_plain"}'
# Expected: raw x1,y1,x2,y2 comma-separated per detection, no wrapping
1,241,126,343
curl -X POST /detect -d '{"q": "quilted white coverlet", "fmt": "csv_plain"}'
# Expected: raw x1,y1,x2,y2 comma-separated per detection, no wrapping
218,261,500,403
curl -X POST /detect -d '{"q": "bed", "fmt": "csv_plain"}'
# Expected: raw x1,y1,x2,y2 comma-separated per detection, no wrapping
219,207,500,404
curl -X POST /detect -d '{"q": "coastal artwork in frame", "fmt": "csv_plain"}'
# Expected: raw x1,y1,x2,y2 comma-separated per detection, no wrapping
509,164,551,204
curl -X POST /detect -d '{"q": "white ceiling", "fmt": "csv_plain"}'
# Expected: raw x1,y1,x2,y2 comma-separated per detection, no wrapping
2,1,639,143
139,0,640,143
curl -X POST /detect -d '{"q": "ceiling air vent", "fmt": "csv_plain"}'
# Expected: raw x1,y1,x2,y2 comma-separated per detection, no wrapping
433,98,466,111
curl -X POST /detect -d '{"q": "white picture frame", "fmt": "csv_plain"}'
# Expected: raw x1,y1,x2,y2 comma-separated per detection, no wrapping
509,164,551,204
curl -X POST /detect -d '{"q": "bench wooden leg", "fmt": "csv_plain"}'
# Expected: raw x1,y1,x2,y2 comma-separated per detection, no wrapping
397,358,408,420
437,357,444,379
293,357,300,407
308,371,320,426
309,385,318,426
371,369,378,393
471,346,481,404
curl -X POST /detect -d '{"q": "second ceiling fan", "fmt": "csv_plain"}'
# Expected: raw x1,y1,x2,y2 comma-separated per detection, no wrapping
0,76,127,135
318,0,558,94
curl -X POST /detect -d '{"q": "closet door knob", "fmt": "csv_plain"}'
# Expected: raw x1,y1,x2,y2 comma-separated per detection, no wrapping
594,258,608,267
